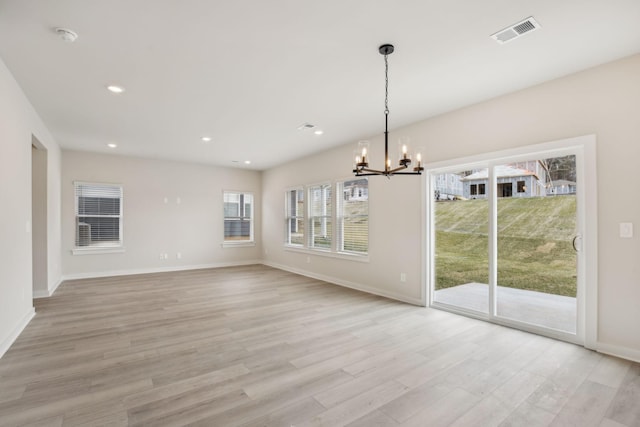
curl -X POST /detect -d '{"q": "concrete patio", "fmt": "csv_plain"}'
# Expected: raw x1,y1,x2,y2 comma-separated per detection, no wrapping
434,282,576,333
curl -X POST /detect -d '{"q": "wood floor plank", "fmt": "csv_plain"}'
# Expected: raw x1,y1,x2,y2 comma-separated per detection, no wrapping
550,379,618,426
0,265,637,426
299,380,409,427
604,363,640,426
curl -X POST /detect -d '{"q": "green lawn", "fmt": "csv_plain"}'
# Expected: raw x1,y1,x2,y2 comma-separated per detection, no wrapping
435,195,577,297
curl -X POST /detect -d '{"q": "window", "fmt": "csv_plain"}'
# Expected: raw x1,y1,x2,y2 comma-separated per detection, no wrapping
285,188,304,246
338,178,369,254
517,180,526,193
478,183,486,195
284,179,369,257
470,184,477,195
309,184,331,249
74,182,123,251
223,191,253,244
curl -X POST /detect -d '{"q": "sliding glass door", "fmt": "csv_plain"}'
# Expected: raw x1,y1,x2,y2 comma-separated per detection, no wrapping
432,168,489,314
495,156,577,334
428,142,590,343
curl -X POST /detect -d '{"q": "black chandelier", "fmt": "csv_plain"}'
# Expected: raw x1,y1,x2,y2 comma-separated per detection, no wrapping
353,44,423,177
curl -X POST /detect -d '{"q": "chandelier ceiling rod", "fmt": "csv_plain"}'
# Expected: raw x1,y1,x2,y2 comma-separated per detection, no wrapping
353,44,423,177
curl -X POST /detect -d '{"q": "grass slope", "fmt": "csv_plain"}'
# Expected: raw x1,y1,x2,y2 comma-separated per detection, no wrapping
435,195,577,297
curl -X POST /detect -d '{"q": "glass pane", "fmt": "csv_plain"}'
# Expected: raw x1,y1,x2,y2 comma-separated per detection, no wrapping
224,219,251,240
311,218,332,249
224,202,239,217
433,170,489,313
496,156,577,333
286,189,304,245
340,178,368,254
310,184,331,249
289,218,305,245
77,196,120,216
342,216,367,253
76,217,121,245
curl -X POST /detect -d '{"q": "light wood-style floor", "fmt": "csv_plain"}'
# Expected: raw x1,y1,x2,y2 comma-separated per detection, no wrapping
0,265,638,427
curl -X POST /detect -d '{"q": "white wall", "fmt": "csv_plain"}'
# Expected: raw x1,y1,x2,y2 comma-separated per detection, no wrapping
263,54,640,360
61,151,262,278
0,58,62,358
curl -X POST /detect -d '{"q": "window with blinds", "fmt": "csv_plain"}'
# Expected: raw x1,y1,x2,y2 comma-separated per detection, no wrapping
284,180,368,257
285,188,305,246
309,183,331,249
74,182,123,248
338,178,369,254
224,191,253,242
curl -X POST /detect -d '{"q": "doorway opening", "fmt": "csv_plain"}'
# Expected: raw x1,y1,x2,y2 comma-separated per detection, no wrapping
426,136,597,346
31,137,48,298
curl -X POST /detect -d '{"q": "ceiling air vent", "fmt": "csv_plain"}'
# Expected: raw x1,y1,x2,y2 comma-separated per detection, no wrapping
491,16,540,44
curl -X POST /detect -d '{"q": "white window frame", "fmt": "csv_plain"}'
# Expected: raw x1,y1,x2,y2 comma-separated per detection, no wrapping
72,181,124,255
307,182,332,251
223,190,255,247
284,178,369,261
285,187,305,247
337,178,369,256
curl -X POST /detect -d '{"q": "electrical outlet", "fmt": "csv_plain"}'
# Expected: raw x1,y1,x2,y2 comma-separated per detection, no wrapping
400,273,407,282
159,253,164,260
620,222,633,238
176,252,182,259
306,256,311,264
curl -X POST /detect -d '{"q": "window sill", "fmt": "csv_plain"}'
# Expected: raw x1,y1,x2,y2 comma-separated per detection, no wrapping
72,247,126,255
284,246,369,263
222,241,256,248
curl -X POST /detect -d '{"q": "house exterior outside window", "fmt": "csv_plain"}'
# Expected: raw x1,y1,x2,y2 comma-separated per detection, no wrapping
224,191,253,245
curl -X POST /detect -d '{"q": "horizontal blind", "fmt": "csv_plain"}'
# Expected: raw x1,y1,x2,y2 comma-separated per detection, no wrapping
309,183,331,249
285,188,304,246
74,182,123,247
339,178,368,254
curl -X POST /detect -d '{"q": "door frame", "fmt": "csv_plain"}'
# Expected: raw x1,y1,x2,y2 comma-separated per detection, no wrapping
423,135,597,349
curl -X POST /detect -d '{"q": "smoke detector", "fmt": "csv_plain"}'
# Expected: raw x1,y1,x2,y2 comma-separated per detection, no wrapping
491,17,540,44
55,28,78,43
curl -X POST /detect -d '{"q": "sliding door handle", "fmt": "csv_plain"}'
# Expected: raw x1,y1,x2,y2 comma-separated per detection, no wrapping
572,234,582,252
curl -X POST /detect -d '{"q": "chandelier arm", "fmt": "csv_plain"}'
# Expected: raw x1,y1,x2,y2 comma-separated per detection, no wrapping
387,164,409,174
358,167,387,175
355,171,422,176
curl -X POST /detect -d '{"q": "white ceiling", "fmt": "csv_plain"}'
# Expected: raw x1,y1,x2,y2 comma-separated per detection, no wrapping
1,1,639,170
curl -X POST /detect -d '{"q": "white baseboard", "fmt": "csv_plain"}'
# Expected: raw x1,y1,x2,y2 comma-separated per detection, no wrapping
0,307,35,359
597,341,640,363
60,260,264,282
33,289,50,298
32,277,68,298
262,261,424,306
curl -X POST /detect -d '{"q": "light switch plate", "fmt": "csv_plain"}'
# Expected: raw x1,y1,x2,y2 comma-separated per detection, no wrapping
620,222,633,238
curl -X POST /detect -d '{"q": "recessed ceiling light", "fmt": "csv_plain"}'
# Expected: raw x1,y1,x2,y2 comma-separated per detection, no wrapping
297,123,316,131
106,85,125,94
107,143,117,148
244,160,251,165
314,129,324,135
201,136,212,142
55,28,78,43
